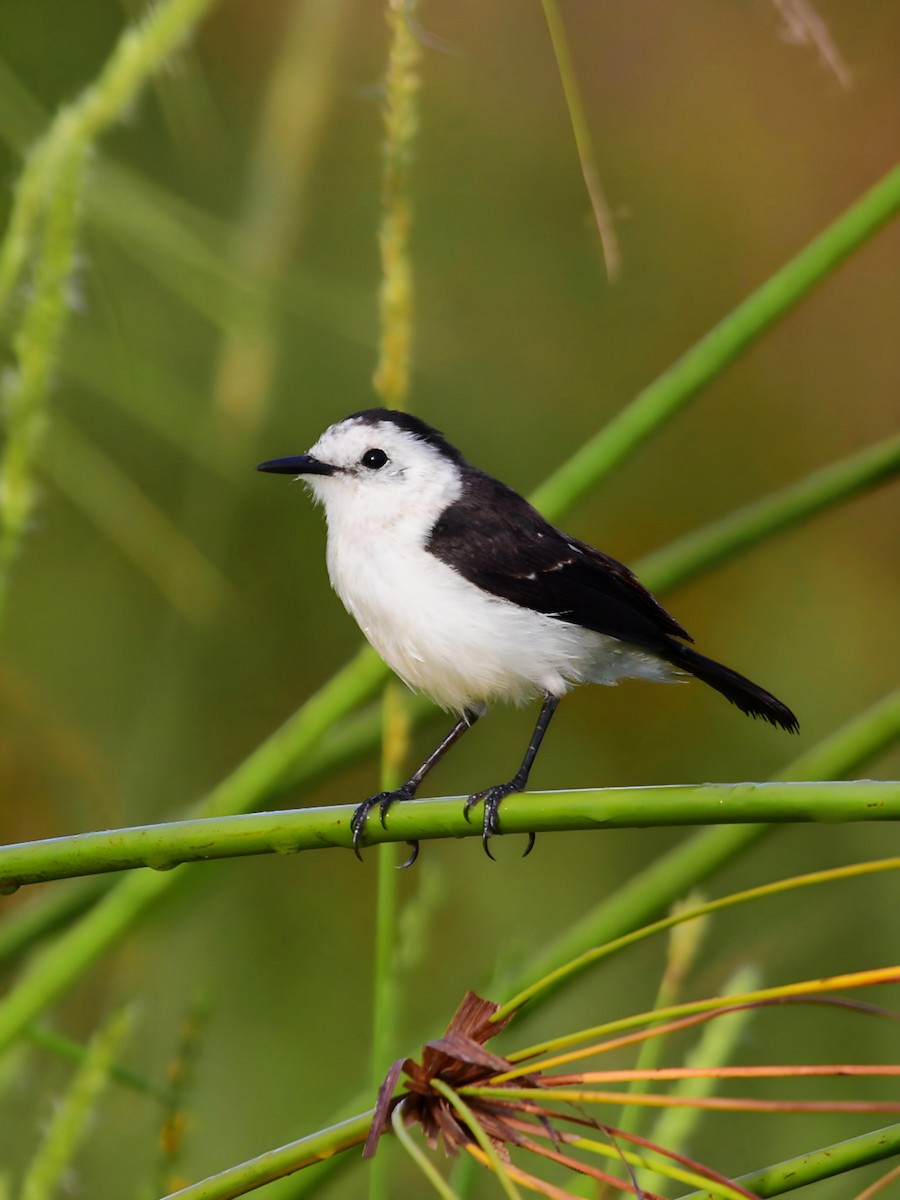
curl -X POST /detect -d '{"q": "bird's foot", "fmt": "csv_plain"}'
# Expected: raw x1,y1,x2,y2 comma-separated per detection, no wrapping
464,781,536,860
350,784,418,863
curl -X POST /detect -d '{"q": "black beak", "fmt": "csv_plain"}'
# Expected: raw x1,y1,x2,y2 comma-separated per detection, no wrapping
256,454,335,476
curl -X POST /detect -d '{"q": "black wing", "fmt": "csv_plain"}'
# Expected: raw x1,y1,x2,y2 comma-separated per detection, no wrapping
427,469,692,654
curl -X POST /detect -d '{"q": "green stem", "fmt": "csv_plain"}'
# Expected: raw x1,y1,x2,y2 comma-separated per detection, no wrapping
674,1122,900,1199
160,1111,372,1200
638,430,900,593
531,162,900,519
0,782,897,890
0,647,385,1056
0,871,167,1057
0,879,107,968
373,690,405,1076
370,686,407,1200
497,860,900,1027
199,645,386,819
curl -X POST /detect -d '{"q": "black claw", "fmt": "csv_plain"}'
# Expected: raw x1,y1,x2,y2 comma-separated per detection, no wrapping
465,781,530,860
481,792,503,859
350,785,415,860
350,796,379,861
397,841,420,869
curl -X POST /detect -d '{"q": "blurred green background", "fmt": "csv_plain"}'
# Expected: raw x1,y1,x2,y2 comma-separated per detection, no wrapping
0,1,899,1196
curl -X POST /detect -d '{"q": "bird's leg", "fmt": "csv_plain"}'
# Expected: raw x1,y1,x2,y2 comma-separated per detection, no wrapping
465,693,560,858
350,709,481,861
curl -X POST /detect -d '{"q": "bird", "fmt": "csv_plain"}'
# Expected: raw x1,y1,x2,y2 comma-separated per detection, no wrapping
258,408,798,861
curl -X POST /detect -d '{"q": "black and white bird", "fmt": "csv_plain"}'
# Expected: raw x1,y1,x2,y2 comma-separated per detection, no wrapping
258,409,798,859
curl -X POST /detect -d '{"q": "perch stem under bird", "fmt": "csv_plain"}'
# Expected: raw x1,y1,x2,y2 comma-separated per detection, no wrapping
259,409,797,861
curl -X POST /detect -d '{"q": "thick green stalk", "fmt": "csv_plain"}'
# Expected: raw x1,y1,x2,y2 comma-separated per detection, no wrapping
0,648,385,1055
0,879,106,970
638,431,900,593
372,686,408,1073
198,647,386,820
0,623,895,1064
0,782,897,889
531,162,900,518
675,1122,900,1199
161,1112,372,1200
770,686,900,784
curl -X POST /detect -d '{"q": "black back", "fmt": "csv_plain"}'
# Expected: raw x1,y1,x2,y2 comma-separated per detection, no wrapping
427,467,692,654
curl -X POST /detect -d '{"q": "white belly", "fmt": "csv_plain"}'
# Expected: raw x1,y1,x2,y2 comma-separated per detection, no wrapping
325,522,672,713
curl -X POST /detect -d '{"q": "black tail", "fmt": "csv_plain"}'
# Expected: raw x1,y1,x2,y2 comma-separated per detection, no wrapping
668,644,799,733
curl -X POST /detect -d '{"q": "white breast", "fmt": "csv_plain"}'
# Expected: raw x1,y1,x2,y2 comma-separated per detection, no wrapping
323,506,670,713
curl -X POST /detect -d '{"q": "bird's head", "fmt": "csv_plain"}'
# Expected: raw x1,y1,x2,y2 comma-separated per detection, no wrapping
257,408,466,534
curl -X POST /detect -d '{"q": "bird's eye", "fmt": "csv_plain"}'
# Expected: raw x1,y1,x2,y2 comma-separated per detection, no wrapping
361,448,388,469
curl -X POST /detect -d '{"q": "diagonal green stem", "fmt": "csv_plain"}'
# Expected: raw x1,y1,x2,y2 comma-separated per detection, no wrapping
496,861,900,1028
160,1111,372,1200
531,161,900,519
497,685,900,1010
674,1122,900,1199
0,878,107,969
0,646,385,1056
638,431,900,592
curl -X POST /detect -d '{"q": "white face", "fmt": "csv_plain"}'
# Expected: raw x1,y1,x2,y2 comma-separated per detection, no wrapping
302,416,463,536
